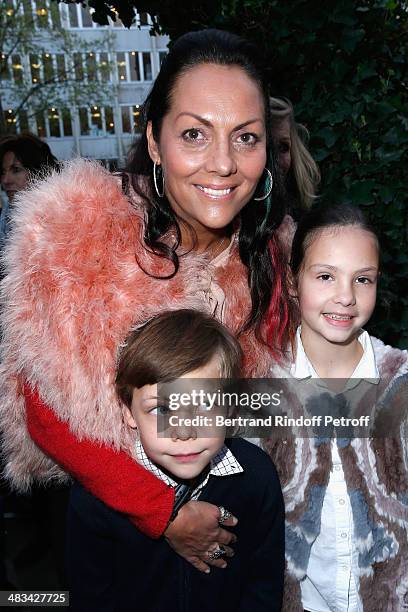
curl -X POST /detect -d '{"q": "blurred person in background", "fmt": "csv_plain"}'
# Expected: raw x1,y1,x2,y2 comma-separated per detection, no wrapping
270,96,321,256
270,96,320,219
0,133,59,247
0,133,63,590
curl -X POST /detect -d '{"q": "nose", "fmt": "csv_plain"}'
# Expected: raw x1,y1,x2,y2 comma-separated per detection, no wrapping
205,136,237,176
170,420,197,442
334,280,356,307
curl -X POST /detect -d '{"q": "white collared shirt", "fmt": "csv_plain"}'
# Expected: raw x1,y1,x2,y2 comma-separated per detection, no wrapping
135,438,243,500
292,327,379,612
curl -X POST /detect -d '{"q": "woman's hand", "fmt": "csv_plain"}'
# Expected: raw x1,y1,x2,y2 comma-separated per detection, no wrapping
164,500,238,573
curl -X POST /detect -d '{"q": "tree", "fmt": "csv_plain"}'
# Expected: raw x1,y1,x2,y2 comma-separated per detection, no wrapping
62,0,408,347
0,0,115,134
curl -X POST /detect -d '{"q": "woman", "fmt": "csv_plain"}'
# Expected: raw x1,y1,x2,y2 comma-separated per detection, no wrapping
0,133,58,246
0,30,289,572
270,97,320,218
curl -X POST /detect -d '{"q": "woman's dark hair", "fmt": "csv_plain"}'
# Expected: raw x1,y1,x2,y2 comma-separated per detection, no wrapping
115,308,243,408
0,133,59,176
286,202,379,348
125,29,289,354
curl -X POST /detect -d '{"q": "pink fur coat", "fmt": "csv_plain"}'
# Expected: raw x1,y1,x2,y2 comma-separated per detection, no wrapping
0,160,272,489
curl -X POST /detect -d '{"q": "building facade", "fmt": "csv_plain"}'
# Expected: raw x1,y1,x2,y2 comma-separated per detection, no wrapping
1,1,169,167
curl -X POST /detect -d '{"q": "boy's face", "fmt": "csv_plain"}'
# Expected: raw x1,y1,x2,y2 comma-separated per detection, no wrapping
125,356,226,480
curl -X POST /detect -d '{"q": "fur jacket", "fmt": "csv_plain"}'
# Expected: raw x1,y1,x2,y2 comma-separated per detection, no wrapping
265,338,408,611
0,159,273,490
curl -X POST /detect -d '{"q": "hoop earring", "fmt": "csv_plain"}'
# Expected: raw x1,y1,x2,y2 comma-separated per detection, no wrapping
254,168,273,201
153,161,165,198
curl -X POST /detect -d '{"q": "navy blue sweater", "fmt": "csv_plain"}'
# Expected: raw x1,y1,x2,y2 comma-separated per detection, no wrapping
67,438,284,612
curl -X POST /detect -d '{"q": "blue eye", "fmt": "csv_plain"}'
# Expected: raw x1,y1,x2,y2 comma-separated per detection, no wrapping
196,403,213,412
150,405,170,416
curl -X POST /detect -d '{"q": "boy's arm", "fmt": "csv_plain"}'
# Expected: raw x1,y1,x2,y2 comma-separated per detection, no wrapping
239,466,285,612
24,385,174,538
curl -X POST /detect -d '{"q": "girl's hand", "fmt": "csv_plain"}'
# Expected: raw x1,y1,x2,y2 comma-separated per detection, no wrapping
164,500,238,573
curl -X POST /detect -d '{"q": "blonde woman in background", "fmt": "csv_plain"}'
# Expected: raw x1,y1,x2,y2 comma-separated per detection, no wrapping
270,96,320,217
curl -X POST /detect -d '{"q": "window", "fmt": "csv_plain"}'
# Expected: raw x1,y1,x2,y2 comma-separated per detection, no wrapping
116,52,127,81
4,0,14,19
18,110,29,133
131,105,142,133
142,53,152,80
121,107,131,133
35,1,49,28
81,6,93,27
56,54,66,82
105,107,115,134
11,55,23,84
43,53,54,81
36,111,46,137
5,109,17,134
74,53,84,81
158,51,167,66
48,108,61,137
62,109,73,136
30,54,41,84
99,52,110,82
129,52,140,81
79,108,90,135
49,2,61,28
139,12,149,26
86,53,97,81
0,54,10,80
68,3,79,27
90,105,103,134
22,0,33,24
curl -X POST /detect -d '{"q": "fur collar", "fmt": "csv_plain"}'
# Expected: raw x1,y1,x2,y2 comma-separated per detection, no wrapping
0,159,272,488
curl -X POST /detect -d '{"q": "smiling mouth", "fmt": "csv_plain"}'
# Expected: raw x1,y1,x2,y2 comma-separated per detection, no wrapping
324,313,354,321
195,185,234,198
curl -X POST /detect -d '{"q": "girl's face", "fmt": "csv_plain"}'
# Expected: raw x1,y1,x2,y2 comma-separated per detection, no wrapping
147,63,267,240
295,226,379,350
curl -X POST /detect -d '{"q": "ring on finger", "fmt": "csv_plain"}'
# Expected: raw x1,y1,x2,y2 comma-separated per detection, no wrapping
218,506,232,525
207,545,226,561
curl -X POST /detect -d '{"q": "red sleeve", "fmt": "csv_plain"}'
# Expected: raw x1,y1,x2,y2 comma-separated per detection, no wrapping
24,385,174,538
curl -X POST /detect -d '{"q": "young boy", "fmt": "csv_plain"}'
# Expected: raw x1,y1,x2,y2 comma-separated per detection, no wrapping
66,309,284,612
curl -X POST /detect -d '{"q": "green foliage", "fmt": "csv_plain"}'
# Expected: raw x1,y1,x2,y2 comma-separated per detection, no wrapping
88,0,408,347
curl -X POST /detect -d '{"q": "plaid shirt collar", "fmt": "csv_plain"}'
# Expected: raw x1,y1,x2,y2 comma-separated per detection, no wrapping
135,438,243,499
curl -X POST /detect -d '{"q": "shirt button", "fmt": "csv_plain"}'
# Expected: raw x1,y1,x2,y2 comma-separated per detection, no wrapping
335,465,341,471
341,532,347,538
339,498,346,505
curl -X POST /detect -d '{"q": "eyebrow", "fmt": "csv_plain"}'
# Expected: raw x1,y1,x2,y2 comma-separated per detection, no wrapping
174,112,263,131
141,395,168,405
309,264,378,273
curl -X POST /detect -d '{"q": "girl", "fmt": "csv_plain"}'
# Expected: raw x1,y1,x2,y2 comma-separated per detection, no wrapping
265,203,408,611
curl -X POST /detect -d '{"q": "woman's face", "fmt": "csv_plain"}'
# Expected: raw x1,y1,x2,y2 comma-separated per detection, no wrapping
147,63,267,240
271,117,291,176
1,151,29,201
